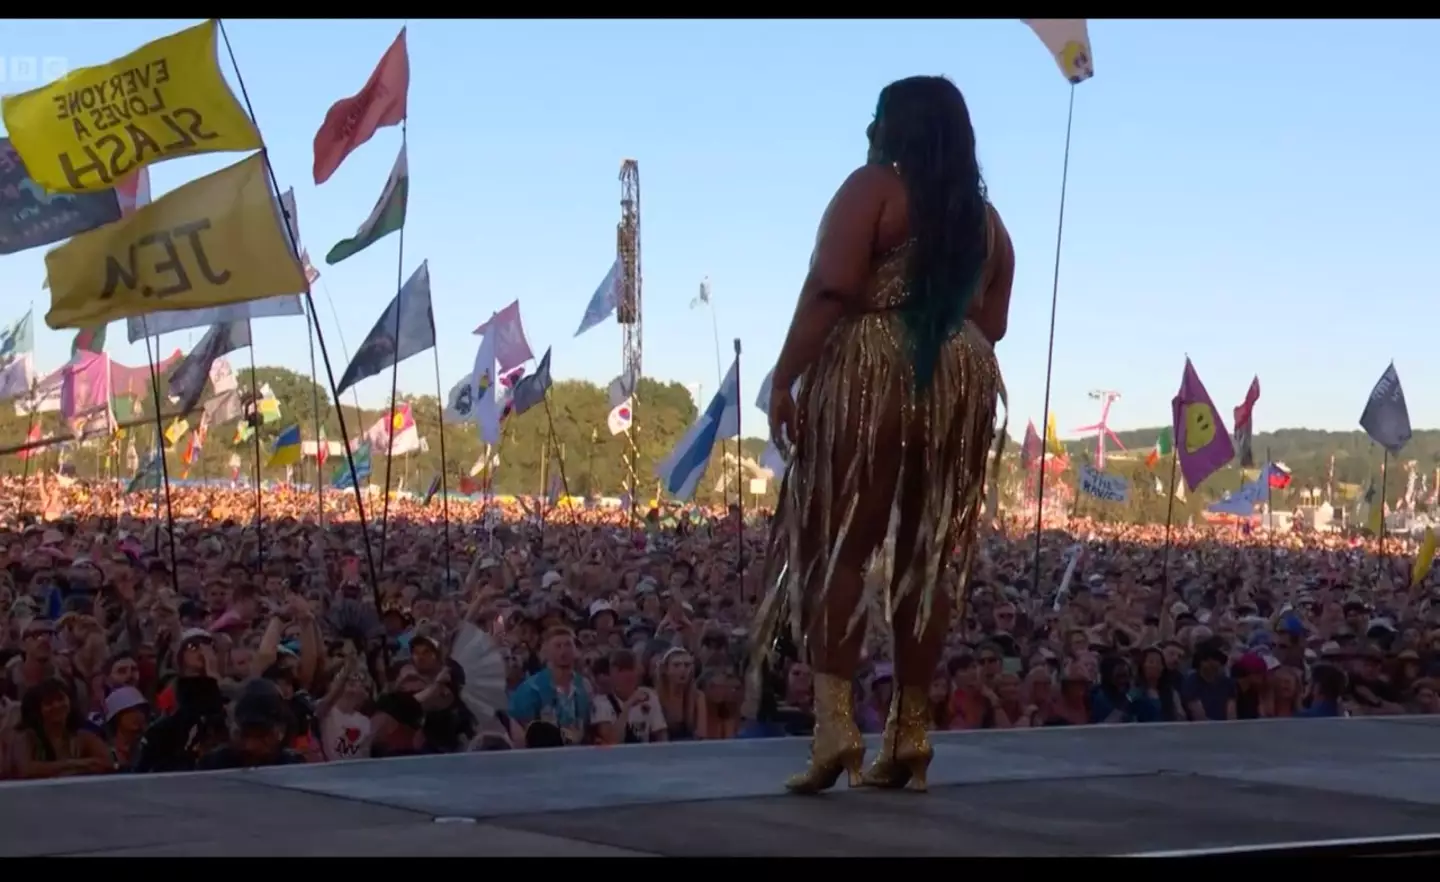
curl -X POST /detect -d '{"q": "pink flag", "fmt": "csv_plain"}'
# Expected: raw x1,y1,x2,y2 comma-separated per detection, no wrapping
110,349,182,401
472,301,535,372
313,28,409,186
1171,358,1234,491
61,352,112,426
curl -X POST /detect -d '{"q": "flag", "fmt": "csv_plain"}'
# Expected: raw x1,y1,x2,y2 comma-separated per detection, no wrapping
209,357,238,395
313,28,409,186
458,475,483,495
1,21,261,194
546,470,564,507
1145,426,1174,470
17,423,41,461
0,355,34,403
203,389,244,427
163,418,189,448
126,453,165,495
1021,19,1095,84
1044,412,1066,458
472,301,535,373
471,331,503,445
316,428,330,470
1414,527,1437,588
61,352,111,423
169,321,252,414
1268,463,1293,490
116,167,151,217
126,296,303,342
18,365,63,415
608,398,634,436
657,356,740,501
508,348,552,417
1359,362,1412,454
334,442,373,489
0,310,33,364
1207,463,1276,517
574,260,621,337
445,374,476,422
182,427,204,467
44,153,307,330
1021,420,1042,469
326,143,408,265
1171,358,1234,491
108,349,181,402
72,325,106,357
233,422,254,446
267,425,303,469
336,261,435,395
1232,376,1260,468
0,139,124,255
692,277,712,309
424,475,442,506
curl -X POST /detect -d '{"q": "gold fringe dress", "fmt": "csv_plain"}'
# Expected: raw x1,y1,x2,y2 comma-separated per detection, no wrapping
750,239,1008,680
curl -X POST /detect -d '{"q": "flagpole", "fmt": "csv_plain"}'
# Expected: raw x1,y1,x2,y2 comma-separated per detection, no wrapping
217,18,386,641
245,344,265,567
1380,448,1390,572
428,349,452,580
1031,81,1078,594
542,395,585,546
305,304,325,527
16,385,36,525
1160,449,1180,593
1265,445,1276,584
141,332,181,593
732,337,744,577
378,120,409,570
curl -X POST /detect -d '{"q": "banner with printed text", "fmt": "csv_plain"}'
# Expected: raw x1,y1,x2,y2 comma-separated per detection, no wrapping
1,19,262,194
1078,464,1129,503
0,138,121,255
45,152,306,330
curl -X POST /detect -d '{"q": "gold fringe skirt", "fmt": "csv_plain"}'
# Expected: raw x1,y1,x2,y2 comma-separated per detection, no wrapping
748,317,1005,694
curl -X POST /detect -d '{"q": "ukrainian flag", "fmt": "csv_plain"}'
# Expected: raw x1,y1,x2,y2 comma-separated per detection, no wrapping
267,424,302,469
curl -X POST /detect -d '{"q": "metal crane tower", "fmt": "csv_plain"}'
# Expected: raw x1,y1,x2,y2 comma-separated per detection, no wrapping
617,160,643,525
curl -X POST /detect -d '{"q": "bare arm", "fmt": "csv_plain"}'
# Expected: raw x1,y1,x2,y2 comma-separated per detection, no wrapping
771,166,890,391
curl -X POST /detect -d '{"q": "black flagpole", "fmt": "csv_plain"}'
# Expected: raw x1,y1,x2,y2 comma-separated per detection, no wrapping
1030,81,1077,595
217,18,383,622
142,331,180,593
379,122,409,569
429,335,452,584
733,338,744,578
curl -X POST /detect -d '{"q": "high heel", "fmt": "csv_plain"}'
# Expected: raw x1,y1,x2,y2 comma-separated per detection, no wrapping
859,685,934,792
785,672,866,795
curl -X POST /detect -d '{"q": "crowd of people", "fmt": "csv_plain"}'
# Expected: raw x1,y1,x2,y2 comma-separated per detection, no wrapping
0,471,1436,779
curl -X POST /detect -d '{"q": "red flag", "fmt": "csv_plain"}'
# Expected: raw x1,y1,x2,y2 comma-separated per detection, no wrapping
312,28,409,185
459,476,483,495
18,423,41,461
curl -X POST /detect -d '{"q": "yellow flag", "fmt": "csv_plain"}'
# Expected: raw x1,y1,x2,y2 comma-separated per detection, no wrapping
1045,412,1066,458
1367,501,1383,536
1413,527,1436,588
44,152,305,330
164,418,189,447
1022,19,1095,85
1,20,262,194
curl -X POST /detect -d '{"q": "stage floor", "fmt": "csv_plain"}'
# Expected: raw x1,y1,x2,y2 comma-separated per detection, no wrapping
3,716,1440,856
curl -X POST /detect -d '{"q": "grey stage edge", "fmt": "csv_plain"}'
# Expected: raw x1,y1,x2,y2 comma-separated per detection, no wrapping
3,716,1440,856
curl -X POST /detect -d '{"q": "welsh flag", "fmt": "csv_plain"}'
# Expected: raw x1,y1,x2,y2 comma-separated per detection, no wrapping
1145,427,1173,469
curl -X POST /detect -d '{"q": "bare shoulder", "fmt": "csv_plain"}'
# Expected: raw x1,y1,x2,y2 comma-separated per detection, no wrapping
823,164,901,221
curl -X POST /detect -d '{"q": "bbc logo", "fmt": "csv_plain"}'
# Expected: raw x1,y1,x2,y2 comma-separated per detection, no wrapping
0,56,68,84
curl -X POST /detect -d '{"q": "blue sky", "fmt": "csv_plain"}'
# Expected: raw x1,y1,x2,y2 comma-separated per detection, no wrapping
1,19,1436,440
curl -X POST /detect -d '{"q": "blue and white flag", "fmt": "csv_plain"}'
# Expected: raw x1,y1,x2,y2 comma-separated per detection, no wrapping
0,309,34,363
334,442,373,490
168,320,251,413
574,260,620,338
1207,463,1276,516
509,348,552,417
1359,362,1411,455
471,330,504,445
657,355,740,501
336,261,436,396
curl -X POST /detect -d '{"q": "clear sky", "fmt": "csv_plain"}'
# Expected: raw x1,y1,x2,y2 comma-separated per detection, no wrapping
1,18,1436,441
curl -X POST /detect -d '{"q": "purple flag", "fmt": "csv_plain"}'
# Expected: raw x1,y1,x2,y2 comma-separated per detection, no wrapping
1172,358,1234,491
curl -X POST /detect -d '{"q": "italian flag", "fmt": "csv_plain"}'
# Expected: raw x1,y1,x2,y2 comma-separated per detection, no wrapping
1145,427,1173,469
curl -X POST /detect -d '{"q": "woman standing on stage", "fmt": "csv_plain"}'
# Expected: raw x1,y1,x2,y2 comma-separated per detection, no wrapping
751,75,1015,795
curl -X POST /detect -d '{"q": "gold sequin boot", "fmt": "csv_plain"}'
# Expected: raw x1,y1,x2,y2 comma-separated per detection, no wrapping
859,685,933,792
785,672,865,795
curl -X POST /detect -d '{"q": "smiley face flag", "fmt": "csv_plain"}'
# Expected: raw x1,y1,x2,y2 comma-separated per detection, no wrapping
1172,358,1234,492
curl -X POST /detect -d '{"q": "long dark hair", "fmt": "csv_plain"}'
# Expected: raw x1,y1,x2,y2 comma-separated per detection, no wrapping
868,76,989,391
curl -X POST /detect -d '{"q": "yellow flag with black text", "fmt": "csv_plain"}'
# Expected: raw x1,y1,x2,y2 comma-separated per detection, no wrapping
44,152,306,330
1,19,262,194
